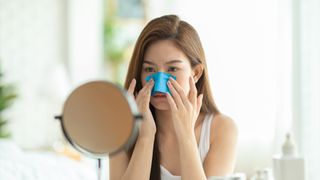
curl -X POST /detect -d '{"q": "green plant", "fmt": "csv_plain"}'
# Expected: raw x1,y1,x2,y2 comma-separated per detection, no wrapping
104,17,125,65
104,16,131,84
0,67,17,138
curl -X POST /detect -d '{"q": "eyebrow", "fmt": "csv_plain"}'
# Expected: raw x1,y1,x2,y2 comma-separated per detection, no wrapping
143,60,183,65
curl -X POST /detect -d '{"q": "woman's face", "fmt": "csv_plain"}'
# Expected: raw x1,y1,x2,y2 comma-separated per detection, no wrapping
141,40,194,110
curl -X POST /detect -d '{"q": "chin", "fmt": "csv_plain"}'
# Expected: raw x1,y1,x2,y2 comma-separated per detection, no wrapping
150,100,170,110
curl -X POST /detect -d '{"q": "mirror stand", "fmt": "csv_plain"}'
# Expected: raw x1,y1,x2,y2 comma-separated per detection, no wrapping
97,158,101,180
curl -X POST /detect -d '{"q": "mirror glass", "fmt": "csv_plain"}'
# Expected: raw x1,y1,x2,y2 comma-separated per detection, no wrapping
56,81,141,158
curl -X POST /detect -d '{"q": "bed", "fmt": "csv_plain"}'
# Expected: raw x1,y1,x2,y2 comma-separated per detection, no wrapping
0,140,100,180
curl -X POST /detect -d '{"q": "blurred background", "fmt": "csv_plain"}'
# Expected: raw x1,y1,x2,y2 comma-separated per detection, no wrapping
0,0,319,179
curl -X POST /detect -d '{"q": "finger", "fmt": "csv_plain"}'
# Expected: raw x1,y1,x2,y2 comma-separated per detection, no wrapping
166,92,177,111
197,94,203,113
148,78,154,88
169,78,190,106
188,76,197,106
127,78,136,97
136,80,154,111
139,78,152,92
167,80,184,109
145,79,154,97
145,78,154,94
138,78,154,98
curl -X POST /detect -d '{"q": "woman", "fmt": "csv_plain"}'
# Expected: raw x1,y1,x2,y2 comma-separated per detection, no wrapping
109,15,238,180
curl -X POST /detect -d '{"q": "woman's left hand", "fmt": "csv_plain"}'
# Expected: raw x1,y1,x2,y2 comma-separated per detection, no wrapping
166,76,203,141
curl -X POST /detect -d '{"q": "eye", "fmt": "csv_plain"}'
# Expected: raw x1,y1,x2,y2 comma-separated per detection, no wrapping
168,67,178,72
144,67,155,72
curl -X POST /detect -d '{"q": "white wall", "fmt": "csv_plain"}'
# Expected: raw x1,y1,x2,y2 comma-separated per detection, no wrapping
0,0,105,149
0,0,69,148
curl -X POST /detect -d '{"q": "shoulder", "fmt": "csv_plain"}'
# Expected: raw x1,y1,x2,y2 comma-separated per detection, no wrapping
209,113,238,144
203,113,238,175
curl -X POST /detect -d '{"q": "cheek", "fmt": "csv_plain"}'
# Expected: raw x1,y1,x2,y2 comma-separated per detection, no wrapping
176,76,190,95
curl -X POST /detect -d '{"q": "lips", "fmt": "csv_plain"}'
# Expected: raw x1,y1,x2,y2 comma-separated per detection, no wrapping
153,92,166,98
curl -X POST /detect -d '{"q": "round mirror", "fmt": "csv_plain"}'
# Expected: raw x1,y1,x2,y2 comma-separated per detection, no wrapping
55,81,142,158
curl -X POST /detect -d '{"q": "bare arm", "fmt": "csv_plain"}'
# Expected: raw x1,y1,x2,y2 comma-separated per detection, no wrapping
178,114,238,179
109,135,155,180
178,134,207,180
109,78,156,180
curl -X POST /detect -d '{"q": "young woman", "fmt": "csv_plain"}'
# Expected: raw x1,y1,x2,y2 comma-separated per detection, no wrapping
109,15,238,180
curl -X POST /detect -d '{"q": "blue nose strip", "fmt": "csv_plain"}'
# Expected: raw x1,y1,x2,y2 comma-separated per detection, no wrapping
145,72,176,96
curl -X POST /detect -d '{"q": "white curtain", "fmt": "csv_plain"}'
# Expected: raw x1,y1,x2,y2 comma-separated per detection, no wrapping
67,0,105,85
148,0,294,177
293,0,320,179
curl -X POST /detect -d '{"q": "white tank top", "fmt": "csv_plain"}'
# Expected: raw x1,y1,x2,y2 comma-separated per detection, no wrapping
160,113,214,180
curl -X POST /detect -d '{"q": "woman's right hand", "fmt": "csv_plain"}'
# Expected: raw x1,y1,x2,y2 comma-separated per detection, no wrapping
127,78,156,138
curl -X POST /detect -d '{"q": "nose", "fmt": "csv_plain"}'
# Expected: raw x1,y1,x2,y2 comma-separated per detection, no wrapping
145,72,176,95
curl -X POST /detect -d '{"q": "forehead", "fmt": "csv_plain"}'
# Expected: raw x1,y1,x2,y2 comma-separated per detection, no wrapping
143,40,189,64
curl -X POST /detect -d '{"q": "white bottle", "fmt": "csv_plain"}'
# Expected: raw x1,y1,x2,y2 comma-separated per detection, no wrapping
273,133,305,180
251,169,273,180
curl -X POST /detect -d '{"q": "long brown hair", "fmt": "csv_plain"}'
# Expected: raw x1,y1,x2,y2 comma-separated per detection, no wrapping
124,15,220,180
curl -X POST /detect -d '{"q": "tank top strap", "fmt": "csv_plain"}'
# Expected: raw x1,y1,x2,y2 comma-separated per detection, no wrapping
198,113,214,163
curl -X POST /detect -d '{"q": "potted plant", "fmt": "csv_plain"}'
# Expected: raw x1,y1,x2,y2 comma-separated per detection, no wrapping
0,66,17,138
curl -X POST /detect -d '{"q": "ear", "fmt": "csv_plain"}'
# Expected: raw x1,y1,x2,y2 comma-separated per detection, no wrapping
192,64,203,83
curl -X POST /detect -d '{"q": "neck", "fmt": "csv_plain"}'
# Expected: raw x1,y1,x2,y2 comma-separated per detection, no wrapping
155,109,176,138
154,109,205,138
